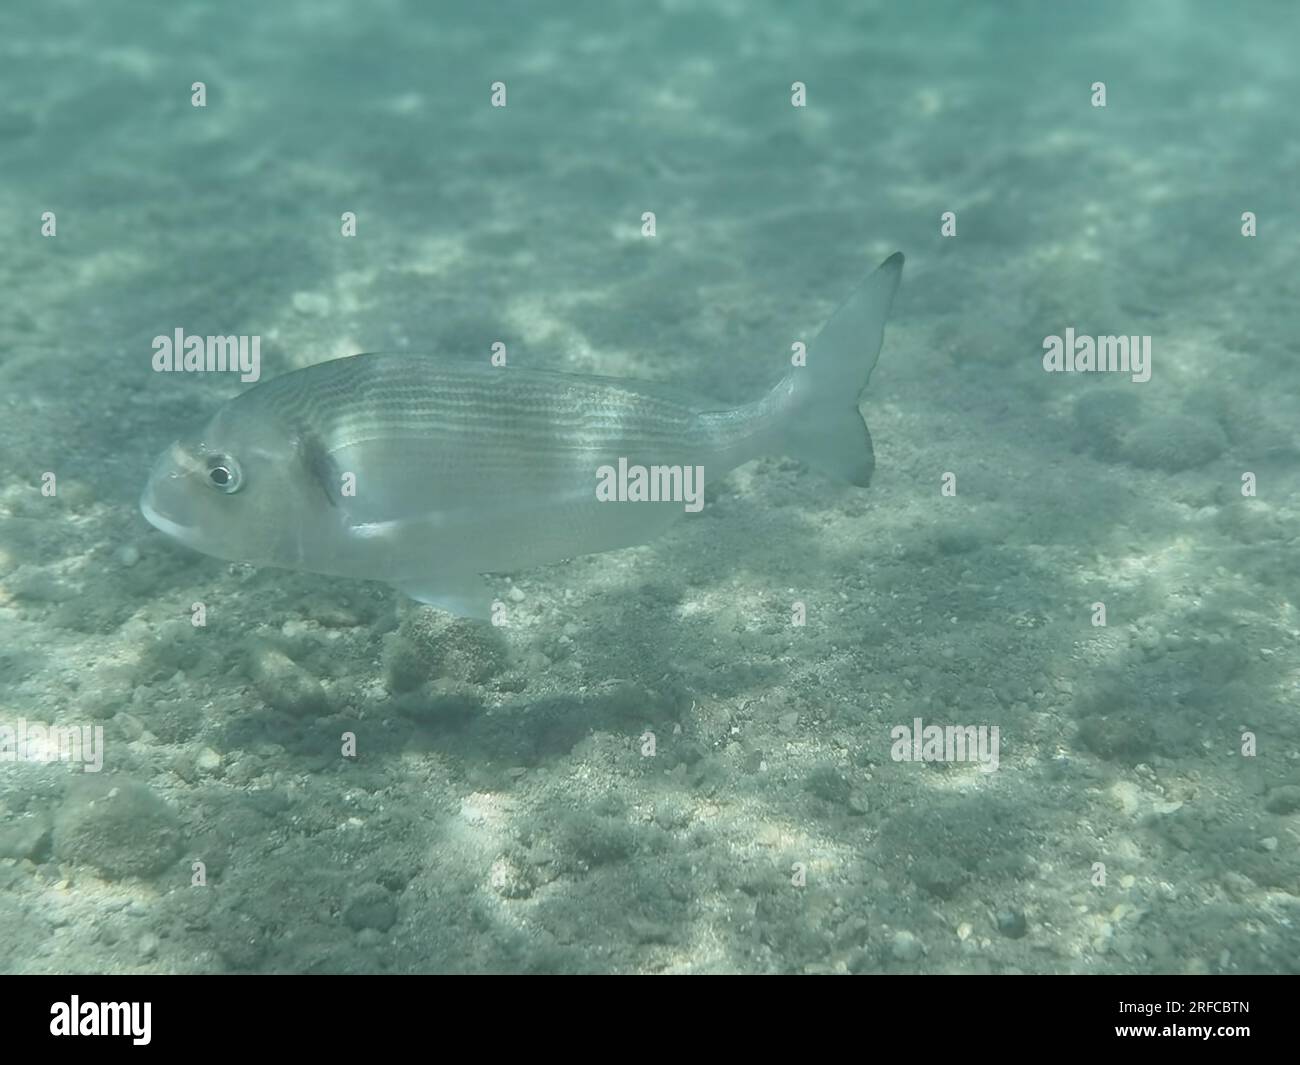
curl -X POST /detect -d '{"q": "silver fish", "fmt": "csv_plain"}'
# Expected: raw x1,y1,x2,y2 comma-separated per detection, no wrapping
141,253,903,617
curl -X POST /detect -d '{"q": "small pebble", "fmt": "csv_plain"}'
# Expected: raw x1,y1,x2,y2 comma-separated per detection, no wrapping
247,646,329,717
890,930,923,961
996,909,1028,939
116,545,140,567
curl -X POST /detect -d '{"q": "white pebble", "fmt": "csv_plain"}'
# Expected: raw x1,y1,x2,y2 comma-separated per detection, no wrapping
891,930,923,961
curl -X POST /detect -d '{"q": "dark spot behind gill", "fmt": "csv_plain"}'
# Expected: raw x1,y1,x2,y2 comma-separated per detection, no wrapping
297,429,341,508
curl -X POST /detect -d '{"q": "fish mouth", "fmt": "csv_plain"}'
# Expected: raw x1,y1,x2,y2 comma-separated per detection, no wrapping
139,441,203,545
139,488,198,543
139,444,207,547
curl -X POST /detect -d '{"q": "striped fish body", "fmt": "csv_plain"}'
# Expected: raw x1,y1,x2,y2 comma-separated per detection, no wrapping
240,355,741,577
141,253,903,616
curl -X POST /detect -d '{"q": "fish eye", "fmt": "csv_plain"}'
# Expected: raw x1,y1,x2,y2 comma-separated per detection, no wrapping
205,454,242,493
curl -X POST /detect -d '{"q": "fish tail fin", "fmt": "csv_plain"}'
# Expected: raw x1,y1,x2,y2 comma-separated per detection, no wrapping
776,251,903,486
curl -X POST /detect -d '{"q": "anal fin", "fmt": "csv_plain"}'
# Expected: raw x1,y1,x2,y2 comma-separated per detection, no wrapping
394,572,494,621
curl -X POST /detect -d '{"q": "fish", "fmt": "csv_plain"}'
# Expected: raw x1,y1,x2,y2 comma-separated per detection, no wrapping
140,252,903,618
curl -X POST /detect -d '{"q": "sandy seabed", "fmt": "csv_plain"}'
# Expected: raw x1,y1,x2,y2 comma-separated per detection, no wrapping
1,0,1298,973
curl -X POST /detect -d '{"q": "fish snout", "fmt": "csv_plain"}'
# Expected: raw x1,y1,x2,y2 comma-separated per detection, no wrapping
140,442,203,543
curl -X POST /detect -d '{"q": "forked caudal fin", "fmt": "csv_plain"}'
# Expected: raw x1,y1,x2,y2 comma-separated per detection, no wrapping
777,251,903,486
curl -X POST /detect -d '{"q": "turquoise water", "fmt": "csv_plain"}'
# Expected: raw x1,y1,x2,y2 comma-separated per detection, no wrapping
1,0,1298,973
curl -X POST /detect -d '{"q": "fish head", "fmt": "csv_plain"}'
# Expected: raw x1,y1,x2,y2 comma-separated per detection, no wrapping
140,397,339,569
